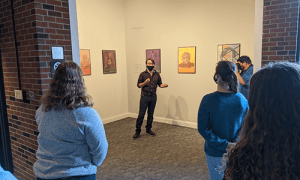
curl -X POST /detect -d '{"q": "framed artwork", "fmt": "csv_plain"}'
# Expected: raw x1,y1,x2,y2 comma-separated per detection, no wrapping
102,50,117,74
80,49,91,75
146,49,161,73
217,43,240,64
178,46,196,74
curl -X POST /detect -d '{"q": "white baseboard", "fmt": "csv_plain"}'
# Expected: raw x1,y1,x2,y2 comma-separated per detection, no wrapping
102,113,135,124
102,112,197,129
154,116,197,129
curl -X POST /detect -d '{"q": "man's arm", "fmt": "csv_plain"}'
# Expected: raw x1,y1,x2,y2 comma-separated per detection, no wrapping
236,71,246,85
160,84,168,88
138,79,150,88
157,74,168,88
137,73,150,88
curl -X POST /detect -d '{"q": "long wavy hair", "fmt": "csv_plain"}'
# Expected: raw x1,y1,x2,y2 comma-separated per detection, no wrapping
214,61,238,93
41,61,93,111
224,62,300,180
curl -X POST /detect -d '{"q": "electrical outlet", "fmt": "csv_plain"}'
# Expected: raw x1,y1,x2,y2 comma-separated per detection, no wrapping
14,90,23,99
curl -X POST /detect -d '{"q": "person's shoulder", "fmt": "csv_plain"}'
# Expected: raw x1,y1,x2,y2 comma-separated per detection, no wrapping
74,107,98,118
202,92,217,101
75,106,97,113
234,93,248,103
248,65,254,73
74,107,101,124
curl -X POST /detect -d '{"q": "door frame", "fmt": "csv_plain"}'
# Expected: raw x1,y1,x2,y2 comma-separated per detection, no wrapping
0,48,14,172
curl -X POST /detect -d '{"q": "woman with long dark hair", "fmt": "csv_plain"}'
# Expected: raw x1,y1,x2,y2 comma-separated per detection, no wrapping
223,62,300,180
198,61,249,180
33,61,108,180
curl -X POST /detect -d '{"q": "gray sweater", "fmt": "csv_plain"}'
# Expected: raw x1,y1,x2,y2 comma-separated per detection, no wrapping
33,106,108,179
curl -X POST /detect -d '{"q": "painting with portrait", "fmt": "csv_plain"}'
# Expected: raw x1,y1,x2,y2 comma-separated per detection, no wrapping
178,46,196,74
102,50,117,74
146,49,161,73
217,44,240,64
80,49,91,75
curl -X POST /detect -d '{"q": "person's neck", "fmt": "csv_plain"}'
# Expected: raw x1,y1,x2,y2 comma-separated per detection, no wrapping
217,84,232,93
147,69,153,74
244,64,251,71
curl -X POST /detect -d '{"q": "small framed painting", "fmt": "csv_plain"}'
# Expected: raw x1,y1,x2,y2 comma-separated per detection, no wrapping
217,43,240,64
102,50,117,74
146,49,161,73
80,49,91,75
178,46,196,74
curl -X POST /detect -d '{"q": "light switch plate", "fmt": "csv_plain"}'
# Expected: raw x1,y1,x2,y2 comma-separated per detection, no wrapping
14,90,23,99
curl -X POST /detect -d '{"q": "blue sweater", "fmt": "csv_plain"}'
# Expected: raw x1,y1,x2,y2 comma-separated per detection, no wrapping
198,92,248,157
0,165,18,180
33,106,108,179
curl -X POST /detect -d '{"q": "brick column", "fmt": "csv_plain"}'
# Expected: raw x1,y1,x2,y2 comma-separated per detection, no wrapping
262,0,299,66
0,0,72,179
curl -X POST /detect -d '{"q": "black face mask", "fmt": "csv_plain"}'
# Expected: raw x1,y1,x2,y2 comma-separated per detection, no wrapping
147,66,154,71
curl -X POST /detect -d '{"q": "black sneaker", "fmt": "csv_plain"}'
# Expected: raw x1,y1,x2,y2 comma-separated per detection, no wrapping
146,130,156,136
133,132,140,139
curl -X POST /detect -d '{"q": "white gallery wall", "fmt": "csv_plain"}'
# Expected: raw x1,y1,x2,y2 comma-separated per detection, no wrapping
76,0,129,121
125,0,256,127
73,0,262,127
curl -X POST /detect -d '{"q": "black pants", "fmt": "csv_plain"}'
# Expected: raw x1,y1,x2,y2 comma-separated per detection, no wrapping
136,95,157,133
37,174,96,180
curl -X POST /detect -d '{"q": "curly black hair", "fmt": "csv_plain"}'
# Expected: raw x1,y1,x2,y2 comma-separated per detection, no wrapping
41,61,93,111
223,62,300,180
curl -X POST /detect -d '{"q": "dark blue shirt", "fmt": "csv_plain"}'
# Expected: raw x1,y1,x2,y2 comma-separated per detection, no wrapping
198,92,249,157
238,65,253,99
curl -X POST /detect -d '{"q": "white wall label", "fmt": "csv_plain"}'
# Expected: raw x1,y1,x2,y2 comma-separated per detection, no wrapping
135,63,140,73
51,47,64,60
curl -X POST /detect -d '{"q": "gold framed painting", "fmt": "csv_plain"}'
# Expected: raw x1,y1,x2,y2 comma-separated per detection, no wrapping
80,49,91,75
178,46,196,74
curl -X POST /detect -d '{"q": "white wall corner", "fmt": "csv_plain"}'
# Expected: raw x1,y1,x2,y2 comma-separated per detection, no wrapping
69,0,81,66
254,0,264,73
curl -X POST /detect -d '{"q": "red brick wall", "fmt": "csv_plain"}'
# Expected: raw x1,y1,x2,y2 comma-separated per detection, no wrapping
262,0,299,66
0,0,72,179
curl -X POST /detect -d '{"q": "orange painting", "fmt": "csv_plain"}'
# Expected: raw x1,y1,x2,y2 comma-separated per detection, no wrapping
178,46,196,74
80,49,91,75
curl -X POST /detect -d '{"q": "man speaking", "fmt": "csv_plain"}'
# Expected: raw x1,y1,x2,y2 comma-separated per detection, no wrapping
133,58,168,139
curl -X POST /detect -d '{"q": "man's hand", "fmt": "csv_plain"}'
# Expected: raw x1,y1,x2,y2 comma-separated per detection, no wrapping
144,78,150,85
160,83,168,88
